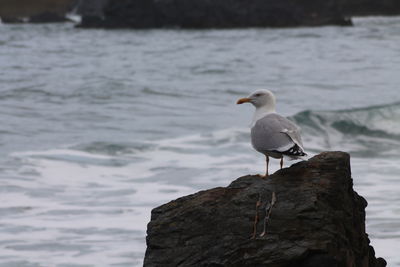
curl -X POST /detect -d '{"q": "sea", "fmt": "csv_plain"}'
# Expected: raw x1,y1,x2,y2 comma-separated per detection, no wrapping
0,16,400,266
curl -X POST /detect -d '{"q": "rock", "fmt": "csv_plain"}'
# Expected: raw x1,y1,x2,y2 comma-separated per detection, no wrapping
341,0,400,16
1,12,71,24
1,17,27,23
29,12,70,23
77,15,106,28
75,0,109,18
77,0,352,29
144,152,386,267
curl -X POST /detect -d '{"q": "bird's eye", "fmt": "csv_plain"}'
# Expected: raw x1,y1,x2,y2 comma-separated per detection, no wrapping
254,93,262,97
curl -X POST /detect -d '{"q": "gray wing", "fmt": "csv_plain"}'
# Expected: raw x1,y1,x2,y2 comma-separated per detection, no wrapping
251,113,304,154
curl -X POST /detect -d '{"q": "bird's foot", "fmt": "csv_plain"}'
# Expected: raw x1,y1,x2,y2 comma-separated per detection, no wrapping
256,174,269,179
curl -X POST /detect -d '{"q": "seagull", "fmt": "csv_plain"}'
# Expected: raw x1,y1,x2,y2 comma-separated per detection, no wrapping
237,89,306,177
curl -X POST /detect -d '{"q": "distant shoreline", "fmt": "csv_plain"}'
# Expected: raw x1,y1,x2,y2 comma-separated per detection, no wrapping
1,0,400,29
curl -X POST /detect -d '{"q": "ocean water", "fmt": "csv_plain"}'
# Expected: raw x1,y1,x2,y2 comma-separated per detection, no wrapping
0,16,400,266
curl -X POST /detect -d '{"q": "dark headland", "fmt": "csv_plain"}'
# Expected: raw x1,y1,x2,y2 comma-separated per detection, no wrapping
144,152,386,267
76,0,400,29
77,0,352,29
2,0,400,27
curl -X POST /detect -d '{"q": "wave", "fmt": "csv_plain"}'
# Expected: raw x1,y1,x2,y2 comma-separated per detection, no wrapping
292,102,400,157
43,101,400,161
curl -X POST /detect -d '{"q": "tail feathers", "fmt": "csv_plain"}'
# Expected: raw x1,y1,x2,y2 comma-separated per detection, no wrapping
278,144,306,157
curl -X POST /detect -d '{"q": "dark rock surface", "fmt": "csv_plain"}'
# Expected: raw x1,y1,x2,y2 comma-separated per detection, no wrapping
1,17,26,23
341,0,400,16
144,152,386,267
1,12,71,24
75,0,109,17
29,12,71,23
77,0,352,29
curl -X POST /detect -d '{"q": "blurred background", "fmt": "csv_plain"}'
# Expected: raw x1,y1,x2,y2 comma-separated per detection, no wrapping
1,0,400,266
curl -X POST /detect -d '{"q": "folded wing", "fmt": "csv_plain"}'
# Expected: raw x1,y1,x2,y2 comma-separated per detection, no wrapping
251,113,306,157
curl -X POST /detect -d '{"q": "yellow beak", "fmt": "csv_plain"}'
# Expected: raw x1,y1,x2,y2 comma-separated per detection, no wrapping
236,97,251,104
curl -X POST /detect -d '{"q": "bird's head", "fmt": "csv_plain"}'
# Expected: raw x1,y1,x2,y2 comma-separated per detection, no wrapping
236,89,276,109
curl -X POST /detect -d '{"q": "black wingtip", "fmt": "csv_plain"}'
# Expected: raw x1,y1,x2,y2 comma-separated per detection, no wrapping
280,144,306,157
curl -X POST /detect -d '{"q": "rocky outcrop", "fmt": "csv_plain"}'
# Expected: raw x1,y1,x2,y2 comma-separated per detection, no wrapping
77,0,352,29
144,152,386,266
2,0,400,26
